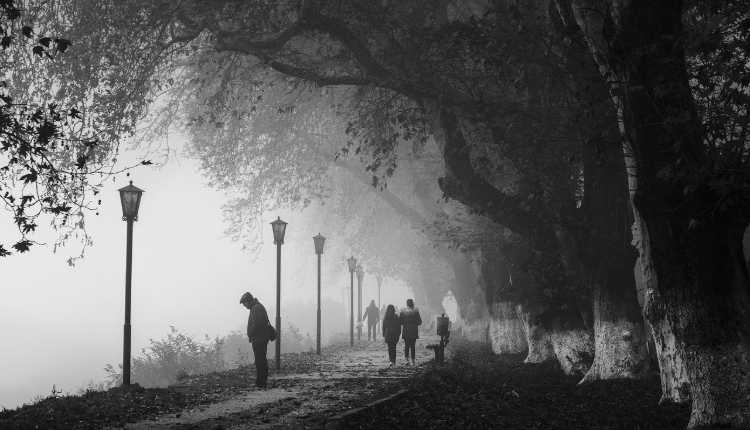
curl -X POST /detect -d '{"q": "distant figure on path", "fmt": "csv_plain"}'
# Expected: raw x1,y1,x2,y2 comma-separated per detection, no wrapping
382,304,401,366
399,298,422,365
363,300,380,341
241,292,273,388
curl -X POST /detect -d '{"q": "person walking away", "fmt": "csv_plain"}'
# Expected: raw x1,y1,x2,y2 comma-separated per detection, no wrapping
382,304,401,366
400,299,422,365
240,292,273,388
363,300,380,341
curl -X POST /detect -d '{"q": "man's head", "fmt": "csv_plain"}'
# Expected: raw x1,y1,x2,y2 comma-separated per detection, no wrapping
370,300,376,306
240,292,254,309
406,298,414,308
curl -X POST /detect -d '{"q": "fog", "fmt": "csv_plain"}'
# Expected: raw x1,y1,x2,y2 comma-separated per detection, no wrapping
0,138,414,409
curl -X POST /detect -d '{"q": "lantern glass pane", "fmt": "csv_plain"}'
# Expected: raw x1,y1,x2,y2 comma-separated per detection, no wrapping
271,218,287,244
120,191,141,219
313,234,325,254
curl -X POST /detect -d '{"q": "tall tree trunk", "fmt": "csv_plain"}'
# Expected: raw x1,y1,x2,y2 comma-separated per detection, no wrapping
490,301,527,354
578,121,650,383
634,228,690,403
449,251,491,342
565,0,750,425
549,309,594,377
515,302,555,363
479,246,528,354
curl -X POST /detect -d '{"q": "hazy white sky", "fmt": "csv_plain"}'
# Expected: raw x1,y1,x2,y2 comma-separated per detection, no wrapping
0,139,413,409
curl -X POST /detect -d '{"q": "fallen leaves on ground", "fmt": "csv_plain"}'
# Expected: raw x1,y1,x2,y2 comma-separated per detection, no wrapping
340,338,690,430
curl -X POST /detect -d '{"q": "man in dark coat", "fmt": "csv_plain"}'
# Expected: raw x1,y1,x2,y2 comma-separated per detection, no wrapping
399,298,422,365
241,292,271,388
363,300,380,341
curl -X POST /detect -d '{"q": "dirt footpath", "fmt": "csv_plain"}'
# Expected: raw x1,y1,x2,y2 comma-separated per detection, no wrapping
121,336,439,429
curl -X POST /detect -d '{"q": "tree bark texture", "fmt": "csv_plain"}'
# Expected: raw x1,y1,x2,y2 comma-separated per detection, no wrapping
577,117,650,383
489,301,528,355
566,0,750,425
516,303,556,364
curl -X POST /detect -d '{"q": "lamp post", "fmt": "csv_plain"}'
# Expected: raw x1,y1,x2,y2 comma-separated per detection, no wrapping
271,217,287,371
347,256,357,347
376,274,383,309
118,181,144,386
356,265,364,341
313,233,326,355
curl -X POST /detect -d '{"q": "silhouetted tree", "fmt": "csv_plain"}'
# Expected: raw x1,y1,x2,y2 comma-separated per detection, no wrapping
557,0,750,426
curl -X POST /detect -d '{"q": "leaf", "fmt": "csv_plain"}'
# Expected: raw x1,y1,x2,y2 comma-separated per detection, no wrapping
21,26,33,38
49,204,72,214
1,36,12,49
19,171,38,183
38,37,52,47
0,245,10,257
76,154,88,169
13,240,32,253
55,38,71,52
141,160,153,165
32,46,44,57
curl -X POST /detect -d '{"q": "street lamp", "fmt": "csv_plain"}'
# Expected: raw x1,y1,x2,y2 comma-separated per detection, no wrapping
118,180,144,386
356,264,364,341
271,217,287,371
347,256,357,347
376,274,383,309
376,274,383,333
313,233,326,355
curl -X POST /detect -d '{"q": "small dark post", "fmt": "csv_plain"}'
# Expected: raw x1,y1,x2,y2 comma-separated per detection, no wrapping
356,265,364,341
271,217,287,371
376,274,383,333
376,275,383,309
347,256,357,347
118,181,144,386
313,233,326,355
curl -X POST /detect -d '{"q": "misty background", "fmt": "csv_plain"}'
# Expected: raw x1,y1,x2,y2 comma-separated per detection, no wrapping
0,136,420,409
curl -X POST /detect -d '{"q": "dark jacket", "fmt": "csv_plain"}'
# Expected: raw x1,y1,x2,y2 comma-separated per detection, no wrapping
400,307,422,340
246,299,271,343
382,314,401,344
363,303,380,325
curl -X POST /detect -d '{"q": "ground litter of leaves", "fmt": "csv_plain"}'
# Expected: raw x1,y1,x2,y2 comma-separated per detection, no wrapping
0,348,329,430
1,339,693,429
339,339,690,430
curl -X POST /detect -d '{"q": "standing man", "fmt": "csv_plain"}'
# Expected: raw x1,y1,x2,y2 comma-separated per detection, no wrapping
363,300,380,341
240,292,273,388
399,298,422,365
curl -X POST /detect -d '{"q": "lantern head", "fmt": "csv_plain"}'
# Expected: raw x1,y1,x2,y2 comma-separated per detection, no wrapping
118,181,144,221
271,217,287,245
313,233,326,255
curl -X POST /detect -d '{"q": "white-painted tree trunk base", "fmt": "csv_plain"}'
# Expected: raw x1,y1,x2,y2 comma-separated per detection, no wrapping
489,302,527,355
516,304,555,363
550,327,594,376
456,318,490,343
579,318,650,384
634,235,689,403
647,311,690,404
686,343,750,428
